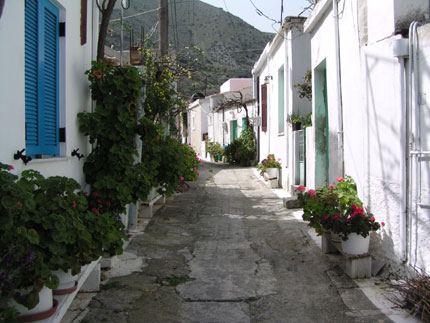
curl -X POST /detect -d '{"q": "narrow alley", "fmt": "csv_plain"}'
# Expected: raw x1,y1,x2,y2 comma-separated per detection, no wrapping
78,162,393,323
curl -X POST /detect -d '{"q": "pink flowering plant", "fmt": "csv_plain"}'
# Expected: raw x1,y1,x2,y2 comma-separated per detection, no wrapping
256,154,281,173
322,204,382,240
296,176,382,238
297,184,341,235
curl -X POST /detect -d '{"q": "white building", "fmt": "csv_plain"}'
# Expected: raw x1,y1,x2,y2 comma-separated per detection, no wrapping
0,0,98,185
252,17,311,190
304,0,430,272
187,96,210,156
207,79,257,149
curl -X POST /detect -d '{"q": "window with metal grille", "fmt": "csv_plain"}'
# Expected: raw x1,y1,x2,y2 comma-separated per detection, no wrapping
25,0,59,157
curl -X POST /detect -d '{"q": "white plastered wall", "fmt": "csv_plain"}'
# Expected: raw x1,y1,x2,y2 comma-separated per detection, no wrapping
0,0,97,186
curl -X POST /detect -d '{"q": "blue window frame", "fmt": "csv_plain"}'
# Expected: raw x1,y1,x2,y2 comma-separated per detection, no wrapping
25,0,60,157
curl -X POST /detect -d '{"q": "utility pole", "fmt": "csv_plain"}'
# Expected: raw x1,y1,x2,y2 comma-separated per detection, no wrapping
158,0,168,57
280,0,284,25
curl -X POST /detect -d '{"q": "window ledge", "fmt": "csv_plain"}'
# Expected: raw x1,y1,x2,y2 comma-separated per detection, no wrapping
278,132,285,137
27,156,70,164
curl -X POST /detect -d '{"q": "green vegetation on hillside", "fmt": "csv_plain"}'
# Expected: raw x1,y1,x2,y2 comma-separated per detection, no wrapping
108,0,273,98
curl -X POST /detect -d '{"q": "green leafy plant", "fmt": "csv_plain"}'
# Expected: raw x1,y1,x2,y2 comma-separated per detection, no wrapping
287,112,312,128
17,170,98,275
224,124,256,166
140,48,188,135
294,69,312,101
0,164,58,315
207,141,224,159
256,154,281,173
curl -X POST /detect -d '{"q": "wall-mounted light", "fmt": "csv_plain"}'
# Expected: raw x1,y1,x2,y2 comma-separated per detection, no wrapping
264,75,273,84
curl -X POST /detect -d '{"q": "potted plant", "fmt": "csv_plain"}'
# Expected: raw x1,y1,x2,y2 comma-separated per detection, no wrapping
17,170,128,294
207,142,224,162
256,154,281,179
0,163,58,322
287,112,312,131
296,184,340,235
297,176,384,255
287,113,303,131
322,204,383,255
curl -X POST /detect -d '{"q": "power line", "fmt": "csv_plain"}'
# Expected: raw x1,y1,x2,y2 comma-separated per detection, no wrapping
110,8,159,22
248,0,279,25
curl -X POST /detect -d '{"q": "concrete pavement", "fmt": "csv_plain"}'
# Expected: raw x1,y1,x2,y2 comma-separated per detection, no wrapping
75,162,415,323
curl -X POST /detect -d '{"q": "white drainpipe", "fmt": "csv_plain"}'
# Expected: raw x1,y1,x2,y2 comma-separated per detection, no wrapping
333,0,344,177
403,21,420,263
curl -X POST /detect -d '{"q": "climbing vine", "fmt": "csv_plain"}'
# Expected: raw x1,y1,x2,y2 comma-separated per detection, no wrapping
79,61,156,213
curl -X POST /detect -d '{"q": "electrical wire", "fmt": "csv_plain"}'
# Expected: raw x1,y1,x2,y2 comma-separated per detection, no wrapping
109,8,160,22
248,0,279,25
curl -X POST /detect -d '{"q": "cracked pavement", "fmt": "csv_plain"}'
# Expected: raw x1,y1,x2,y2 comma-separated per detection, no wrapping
78,161,395,323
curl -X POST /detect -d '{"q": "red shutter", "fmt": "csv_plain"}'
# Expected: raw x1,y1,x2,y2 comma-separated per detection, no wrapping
261,84,267,132
80,0,87,45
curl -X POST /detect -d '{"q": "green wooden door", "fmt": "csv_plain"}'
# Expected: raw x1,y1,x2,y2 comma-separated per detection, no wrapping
230,120,238,142
315,61,329,188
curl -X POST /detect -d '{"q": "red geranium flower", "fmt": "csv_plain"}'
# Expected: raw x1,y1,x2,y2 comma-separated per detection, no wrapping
297,185,306,192
91,208,98,214
8,165,14,170
336,176,344,182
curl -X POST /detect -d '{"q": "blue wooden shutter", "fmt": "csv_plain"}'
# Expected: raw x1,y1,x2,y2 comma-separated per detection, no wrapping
25,0,39,151
25,0,59,157
40,0,59,155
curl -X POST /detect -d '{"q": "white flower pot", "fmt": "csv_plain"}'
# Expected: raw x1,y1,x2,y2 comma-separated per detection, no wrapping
266,168,279,179
53,269,78,295
341,233,370,255
9,285,57,321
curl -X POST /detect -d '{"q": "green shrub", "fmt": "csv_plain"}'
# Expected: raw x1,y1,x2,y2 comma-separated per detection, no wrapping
224,124,256,166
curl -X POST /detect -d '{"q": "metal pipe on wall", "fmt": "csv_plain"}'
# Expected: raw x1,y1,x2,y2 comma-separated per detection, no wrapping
404,21,420,264
333,0,344,178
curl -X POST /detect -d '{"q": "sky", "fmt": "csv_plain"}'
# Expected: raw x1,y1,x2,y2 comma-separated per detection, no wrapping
199,0,312,33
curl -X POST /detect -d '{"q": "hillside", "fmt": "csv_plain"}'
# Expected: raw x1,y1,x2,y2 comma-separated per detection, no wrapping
109,0,273,97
